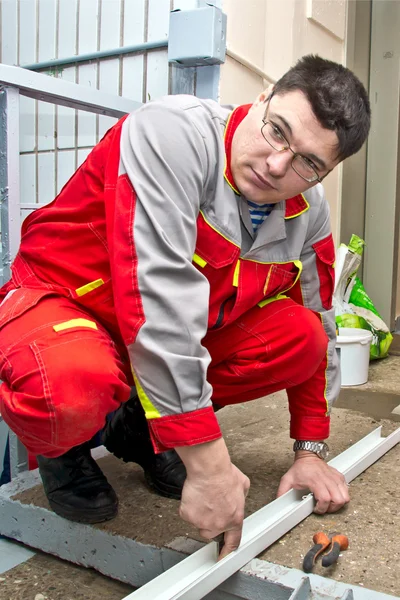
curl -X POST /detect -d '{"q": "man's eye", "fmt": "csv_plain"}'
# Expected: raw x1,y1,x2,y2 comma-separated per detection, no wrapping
272,125,285,141
301,156,318,171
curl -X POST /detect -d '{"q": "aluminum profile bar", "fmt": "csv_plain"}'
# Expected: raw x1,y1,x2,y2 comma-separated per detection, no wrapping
22,39,169,71
125,426,400,600
20,204,53,211
0,87,21,283
0,64,140,118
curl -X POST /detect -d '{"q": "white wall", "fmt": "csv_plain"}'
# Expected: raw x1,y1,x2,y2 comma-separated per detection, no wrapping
1,0,354,243
220,0,348,243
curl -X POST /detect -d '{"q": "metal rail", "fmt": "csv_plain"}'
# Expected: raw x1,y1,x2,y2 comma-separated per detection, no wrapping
0,64,142,477
0,63,141,117
125,426,400,600
22,39,169,72
0,63,142,282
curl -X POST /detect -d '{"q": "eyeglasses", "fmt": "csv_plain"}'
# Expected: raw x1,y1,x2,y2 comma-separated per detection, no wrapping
261,104,325,184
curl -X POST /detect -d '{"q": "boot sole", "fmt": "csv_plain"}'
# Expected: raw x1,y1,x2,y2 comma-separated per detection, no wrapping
48,499,119,524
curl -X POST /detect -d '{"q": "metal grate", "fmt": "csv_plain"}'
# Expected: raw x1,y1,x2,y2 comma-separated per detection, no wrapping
1,0,172,209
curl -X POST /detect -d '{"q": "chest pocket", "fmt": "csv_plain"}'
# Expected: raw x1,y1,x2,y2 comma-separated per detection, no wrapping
193,214,240,328
263,262,301,299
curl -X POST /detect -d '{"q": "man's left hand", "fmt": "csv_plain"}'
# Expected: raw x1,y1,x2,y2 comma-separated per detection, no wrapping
276,451,350,514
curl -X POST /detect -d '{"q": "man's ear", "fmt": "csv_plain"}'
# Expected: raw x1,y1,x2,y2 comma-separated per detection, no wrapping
252,84,274,107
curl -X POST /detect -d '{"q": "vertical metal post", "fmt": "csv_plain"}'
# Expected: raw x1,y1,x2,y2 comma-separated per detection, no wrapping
0,87,28,478
0,86,21,286
9,430,28,479
170,1,224,101
195,0,222,100
0,417,9,480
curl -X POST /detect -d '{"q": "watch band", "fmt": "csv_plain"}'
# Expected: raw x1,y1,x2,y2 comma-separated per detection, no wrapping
293,440,329,460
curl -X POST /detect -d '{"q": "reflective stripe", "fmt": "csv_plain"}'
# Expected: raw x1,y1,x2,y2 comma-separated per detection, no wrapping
233,260,240,287
284,193,310,219
193,253,207,268
262,260,303,299
318,313,330,417
224,169,240,195
324,346,329,416
291,260,303,286
258,294,289,308
223,110,241,195
263,268,273,295
75,278,105,297
53,318,98,332
132,371,161,419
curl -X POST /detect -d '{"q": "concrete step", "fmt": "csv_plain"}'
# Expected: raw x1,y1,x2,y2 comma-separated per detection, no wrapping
337,353,400,421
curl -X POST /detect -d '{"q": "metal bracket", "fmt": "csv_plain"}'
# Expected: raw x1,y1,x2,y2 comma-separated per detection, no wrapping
168,6,227,67
288,577,312,600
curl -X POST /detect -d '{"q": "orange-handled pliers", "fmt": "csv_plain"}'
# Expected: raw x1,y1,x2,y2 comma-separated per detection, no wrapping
303,532,349,572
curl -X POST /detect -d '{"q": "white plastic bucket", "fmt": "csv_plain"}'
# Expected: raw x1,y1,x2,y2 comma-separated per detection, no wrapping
336,327,373,386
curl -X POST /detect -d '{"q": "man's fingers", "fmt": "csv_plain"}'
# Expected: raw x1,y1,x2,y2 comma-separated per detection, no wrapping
314,473,350,514
276,476,292,498
325,484,350,513
243,476,251,498
217,528,242,560
340,480,351,504
313,482,332,514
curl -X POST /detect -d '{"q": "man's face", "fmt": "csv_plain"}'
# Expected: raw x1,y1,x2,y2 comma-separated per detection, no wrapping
231,89,340,204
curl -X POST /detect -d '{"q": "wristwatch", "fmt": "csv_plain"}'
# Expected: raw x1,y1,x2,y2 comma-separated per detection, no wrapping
293,440,329,460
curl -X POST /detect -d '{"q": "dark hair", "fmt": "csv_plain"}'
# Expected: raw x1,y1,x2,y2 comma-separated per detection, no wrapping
272,54,371,161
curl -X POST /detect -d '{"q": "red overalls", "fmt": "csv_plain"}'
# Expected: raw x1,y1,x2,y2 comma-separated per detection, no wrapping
0,102,334,458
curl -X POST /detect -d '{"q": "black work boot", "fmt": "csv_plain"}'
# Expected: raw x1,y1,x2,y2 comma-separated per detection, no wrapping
102,394,186,500
37,442,118,524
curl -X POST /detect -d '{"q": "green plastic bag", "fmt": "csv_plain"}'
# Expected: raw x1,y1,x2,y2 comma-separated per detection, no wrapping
333,235,393,360
349,278,392,359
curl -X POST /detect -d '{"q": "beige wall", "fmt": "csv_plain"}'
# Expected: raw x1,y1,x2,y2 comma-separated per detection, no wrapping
220,0,348,243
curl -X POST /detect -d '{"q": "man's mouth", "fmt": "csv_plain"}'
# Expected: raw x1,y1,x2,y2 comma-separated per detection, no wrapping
251,168,276,191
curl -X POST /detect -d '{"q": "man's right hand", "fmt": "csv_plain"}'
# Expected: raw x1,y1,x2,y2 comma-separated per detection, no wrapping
176,438,250,559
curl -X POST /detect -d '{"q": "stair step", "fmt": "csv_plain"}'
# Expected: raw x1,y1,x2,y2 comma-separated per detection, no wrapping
337,354,400,421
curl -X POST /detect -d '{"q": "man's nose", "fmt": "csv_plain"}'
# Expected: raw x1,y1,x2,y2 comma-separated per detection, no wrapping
266,150,292,178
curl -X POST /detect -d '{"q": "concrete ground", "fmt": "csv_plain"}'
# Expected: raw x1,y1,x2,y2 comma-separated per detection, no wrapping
1,350,400,599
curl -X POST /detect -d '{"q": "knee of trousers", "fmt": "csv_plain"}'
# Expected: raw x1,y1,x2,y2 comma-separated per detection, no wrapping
289,307,328,380
0,337,131,457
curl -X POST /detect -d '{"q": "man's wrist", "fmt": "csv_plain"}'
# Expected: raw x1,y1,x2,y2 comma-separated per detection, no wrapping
293,440,329,460
175,437,231,477
294,449,323,461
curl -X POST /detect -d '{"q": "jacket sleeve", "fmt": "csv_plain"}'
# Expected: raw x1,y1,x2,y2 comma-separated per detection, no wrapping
110,98,222,453
287,185,340,441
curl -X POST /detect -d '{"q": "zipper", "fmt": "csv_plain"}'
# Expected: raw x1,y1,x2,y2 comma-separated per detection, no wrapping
210,296,234,329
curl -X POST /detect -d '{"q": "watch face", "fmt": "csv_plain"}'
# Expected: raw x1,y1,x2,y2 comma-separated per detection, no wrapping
318,444,329,460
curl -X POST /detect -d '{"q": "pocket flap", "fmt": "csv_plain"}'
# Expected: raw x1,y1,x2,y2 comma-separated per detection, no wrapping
0,287,55,330
312,234,335,265
195,213,240,268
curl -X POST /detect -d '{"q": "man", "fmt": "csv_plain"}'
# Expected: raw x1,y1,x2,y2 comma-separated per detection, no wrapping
0,55,370,558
